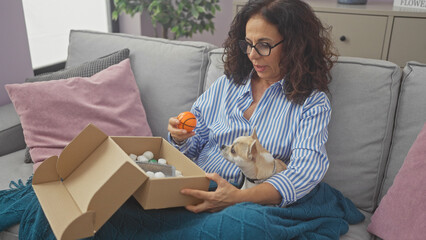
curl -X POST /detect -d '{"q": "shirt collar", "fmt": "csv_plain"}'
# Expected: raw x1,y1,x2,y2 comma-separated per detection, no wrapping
277,77,285,88
244,69,286,91
237,70,254,98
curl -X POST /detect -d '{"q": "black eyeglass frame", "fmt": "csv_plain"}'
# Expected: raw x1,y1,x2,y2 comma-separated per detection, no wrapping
239,39,284,56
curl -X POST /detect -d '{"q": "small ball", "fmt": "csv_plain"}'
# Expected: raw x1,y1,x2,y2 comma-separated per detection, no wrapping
158,158,167,165
137,155,149,162
146,171,155,178
154,172,166,178
148,159,158,164
129,153,137,161
177,111,197,132
143,151,154,160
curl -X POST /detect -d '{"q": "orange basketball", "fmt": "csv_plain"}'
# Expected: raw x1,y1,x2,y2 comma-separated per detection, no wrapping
177,111,196,132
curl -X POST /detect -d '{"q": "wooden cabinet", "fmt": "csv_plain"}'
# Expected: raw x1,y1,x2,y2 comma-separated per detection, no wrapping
388,17,426,66
315,12,388,59
233,0,426,67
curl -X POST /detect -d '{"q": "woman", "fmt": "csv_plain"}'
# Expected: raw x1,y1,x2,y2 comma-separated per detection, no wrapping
168,0,336,213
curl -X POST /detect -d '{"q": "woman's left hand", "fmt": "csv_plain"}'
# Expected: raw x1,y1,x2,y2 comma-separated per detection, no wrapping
180,173,241,213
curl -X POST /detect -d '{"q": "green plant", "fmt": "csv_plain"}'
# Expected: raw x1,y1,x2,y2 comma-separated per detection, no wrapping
112,0,221,39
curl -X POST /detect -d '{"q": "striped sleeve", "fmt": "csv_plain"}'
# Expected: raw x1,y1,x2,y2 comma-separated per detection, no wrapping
168,76,227,160
265,92,331,207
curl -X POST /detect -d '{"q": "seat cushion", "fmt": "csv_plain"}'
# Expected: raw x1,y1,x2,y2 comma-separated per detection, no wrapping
0,224,19,240
0,150,31,240
341,209,373,240
0,149,32,191
323,57,402,213
66,30,217,138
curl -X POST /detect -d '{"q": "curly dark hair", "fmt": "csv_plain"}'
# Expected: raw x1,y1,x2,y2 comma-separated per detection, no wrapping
223,0,337,104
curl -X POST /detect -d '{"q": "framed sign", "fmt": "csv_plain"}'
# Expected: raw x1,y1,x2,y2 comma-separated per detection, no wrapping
394,0,426,10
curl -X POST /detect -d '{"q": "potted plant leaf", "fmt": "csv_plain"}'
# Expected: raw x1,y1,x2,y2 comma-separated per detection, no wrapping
112,0,221,40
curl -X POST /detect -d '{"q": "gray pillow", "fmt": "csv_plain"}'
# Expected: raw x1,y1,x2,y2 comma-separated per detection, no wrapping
23,48,130,163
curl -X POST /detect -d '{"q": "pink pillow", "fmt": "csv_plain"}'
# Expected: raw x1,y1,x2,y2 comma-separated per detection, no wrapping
6,59,152,171
367,121,426,239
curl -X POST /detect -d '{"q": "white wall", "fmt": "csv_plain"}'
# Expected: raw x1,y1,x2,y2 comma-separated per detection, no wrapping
0,0,33,106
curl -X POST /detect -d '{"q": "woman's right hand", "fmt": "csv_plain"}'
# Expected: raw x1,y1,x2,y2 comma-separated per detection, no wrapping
168,117,195,144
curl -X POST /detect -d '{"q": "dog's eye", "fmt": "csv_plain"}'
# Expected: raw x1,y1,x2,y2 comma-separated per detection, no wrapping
231,147,236,154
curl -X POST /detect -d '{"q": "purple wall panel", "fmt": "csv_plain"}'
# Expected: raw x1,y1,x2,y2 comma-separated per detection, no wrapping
0,0,33,107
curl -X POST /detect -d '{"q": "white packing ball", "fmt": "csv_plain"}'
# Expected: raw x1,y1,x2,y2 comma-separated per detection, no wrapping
175,170,182,177
137,155,149,162
143,151,154,160
158,158,167,165
154,172,166,178
146,171,155,178
129,153,137,161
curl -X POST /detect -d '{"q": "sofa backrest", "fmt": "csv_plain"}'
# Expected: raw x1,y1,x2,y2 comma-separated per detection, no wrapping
66,30,217,139
379,62,426,201
324,57,401,213
204,52,403,213
203,48,226,91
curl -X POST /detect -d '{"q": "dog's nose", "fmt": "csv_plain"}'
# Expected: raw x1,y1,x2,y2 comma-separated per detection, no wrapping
221,145,226,150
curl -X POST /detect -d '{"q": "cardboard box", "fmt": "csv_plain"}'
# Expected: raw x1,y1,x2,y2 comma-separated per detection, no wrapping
111,136,210,209
32,124,209,240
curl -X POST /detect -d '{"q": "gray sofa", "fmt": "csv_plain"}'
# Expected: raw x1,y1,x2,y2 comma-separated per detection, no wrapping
1,30,426,240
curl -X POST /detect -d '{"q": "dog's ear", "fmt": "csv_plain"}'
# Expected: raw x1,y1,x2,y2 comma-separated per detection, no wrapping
251,128,258,140
248,140,258,160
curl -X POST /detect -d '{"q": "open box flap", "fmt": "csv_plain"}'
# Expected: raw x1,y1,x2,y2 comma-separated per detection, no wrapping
33,124,108,184
61,211,96,240
87,161,148,230
33,156,60,184
57,124,109,179
62,135,148,212
33,180,96,240
33,123,149,239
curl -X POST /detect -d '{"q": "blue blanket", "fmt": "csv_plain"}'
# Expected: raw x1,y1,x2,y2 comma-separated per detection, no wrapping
0,177,364,240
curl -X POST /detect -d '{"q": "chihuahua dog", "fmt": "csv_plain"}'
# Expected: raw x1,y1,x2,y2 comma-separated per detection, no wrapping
220,130,287,189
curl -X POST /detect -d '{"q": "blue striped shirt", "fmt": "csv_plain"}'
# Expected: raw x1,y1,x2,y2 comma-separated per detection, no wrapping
169,74,331,207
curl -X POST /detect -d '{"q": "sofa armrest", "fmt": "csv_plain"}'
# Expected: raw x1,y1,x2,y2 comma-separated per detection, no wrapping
0,103,25,156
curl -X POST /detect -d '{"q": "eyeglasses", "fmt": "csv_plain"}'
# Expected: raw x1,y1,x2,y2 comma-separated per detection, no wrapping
239,39,284,56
